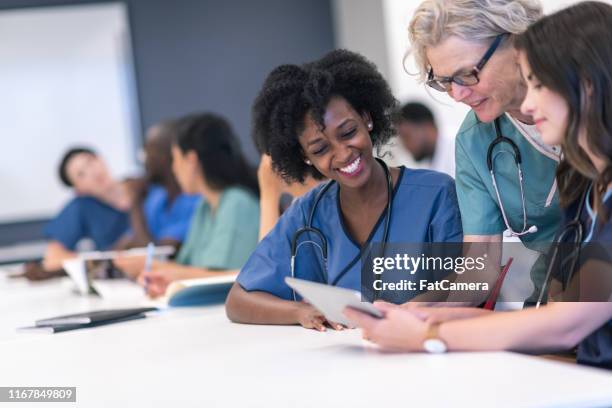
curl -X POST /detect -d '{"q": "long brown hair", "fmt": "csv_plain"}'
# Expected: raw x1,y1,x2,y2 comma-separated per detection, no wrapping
515,1,612,218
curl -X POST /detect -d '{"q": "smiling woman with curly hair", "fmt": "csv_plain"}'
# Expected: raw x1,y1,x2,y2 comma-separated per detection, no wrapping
226,49,463,331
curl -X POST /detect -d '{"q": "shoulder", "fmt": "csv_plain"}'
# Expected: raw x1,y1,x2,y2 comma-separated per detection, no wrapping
176,193,201,207
145,184,167,201
52,196,123,227
456,110,481,137
289,181,336,212
60,196,107,213
456,111,516,149
222,187,259,209
397,167,455,192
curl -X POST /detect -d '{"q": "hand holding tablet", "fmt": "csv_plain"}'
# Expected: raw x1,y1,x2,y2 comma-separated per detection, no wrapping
284,277,384,327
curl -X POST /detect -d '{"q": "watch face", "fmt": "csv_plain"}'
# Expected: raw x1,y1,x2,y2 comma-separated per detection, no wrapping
424,338,447,354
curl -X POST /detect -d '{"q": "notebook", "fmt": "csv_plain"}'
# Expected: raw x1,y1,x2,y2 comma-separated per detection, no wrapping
17,307,157,334
160,274,237,307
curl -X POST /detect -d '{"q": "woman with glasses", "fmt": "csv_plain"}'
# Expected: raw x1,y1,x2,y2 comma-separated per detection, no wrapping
408,0,562,301
347,1,612,368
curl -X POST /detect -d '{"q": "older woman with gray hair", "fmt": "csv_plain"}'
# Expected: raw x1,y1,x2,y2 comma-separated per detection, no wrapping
408,0,562,302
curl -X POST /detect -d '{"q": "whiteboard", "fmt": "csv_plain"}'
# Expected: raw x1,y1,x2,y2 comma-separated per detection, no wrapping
0,3,140,223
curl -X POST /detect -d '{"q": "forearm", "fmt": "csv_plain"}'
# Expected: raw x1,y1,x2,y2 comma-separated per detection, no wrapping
128,205,153,247
166,263,236,280
42,241,76,270
439,302,612,353
258,195,281,240
225,283,302,325
444,234,503,304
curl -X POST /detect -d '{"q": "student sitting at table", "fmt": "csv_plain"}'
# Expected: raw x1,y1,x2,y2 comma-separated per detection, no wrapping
40,147,133,274
225,49,463,331
113,120,201,277
256,154,321,240
345,1,612,369
137,112,260,297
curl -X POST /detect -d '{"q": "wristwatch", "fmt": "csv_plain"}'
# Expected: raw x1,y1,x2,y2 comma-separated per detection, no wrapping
423,322,447,353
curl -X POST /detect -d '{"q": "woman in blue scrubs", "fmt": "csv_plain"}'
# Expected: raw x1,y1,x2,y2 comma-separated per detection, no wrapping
346,2,612,368
43,148,132,271
225,50,463,331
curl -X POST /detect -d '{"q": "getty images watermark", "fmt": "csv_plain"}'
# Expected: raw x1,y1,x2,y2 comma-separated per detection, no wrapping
371,252,489,292
359,242,612,303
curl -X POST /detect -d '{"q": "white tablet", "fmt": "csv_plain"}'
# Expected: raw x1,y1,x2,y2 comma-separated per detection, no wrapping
284,277,383,327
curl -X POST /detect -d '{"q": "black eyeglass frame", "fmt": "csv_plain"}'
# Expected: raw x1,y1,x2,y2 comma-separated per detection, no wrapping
426,34,507,92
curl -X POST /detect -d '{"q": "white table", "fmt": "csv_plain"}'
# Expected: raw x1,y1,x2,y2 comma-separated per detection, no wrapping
1,268,612,408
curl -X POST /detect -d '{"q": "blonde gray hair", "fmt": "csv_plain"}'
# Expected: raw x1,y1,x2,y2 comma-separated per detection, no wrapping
408,0,543,82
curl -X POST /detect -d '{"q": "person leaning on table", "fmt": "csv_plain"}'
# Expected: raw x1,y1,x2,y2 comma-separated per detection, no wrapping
346,1,612,370
408,0,562,300
137,113,260,297
226,50,463,331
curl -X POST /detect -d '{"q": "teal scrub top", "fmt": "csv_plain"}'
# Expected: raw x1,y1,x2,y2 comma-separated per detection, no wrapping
176,186,259,270
455,112,563,301
455,112,562,248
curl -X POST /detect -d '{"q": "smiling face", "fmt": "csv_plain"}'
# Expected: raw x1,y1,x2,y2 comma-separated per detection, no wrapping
426,36,526,123
518,51,569,146
298,97,374,189
65,153,113,196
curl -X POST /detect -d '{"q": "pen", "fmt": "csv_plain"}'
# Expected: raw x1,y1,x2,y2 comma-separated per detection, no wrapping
143,242,155,293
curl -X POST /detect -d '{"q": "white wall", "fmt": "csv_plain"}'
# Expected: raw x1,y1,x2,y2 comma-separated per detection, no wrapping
331,0,392,83
382,0,468,141
0,3,140,223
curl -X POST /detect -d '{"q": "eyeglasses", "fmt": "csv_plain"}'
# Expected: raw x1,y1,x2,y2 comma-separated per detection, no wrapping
426,34,507,93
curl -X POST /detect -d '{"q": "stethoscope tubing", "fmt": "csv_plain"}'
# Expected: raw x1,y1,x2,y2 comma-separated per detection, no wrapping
489,117,537,237
289,158,393,300
536,186,588,307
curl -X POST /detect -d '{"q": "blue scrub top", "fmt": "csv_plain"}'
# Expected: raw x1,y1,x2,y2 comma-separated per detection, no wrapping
564,189,612,369
142,185,200,242
237,167,463,300
44,196,129,250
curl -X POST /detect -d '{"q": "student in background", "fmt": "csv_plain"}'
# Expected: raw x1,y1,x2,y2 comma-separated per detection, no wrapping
346,1,612,369
253,114,321,240
138,113,260,297
41,147,132,273
388,102,455,177
113,120,201,277
226,50,462,331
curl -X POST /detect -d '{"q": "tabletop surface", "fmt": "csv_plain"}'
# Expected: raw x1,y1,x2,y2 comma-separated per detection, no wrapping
1,266,612,408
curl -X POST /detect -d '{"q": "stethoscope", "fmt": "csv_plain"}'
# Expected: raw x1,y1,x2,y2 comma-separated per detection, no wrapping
289,158,393,301
488,118,538,237
535,185,589,308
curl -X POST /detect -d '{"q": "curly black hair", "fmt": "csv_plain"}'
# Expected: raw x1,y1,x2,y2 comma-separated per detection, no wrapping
58,146,96,187
252,49,397,183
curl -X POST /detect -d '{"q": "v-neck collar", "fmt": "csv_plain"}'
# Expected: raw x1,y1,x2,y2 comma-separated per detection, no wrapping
335,166,405,249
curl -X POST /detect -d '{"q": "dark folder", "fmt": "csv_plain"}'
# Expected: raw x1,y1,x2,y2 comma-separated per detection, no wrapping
18,307,158,334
